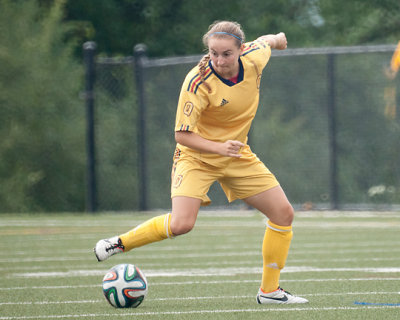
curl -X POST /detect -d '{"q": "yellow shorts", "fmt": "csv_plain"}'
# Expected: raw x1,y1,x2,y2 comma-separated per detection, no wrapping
171,146,280,206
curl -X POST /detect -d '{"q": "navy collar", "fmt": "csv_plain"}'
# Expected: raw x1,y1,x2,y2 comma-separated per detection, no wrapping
208,58,244,86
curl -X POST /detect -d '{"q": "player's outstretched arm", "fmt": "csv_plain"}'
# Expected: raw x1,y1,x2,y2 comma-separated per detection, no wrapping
258,32,287,50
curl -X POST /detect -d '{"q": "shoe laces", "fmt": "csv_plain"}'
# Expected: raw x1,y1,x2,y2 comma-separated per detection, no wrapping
105,239,124,252
278,287,292,295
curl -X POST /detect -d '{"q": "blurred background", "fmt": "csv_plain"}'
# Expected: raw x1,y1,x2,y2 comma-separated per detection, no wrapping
1,0,399,213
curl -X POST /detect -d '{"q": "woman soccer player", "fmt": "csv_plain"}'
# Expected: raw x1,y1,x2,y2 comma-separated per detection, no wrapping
94,20,308,304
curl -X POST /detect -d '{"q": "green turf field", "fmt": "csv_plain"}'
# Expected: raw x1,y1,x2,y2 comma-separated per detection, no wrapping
0,210,399,319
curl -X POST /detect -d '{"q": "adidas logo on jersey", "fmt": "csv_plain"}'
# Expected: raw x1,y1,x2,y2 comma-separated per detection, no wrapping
220,98,229,106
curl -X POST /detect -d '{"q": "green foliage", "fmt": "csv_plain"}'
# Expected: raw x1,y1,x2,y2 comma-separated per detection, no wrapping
64,0,400,57
0,0,85,212
94,63,139,210
251,52,400,207
318,0,400,45
253,54,331,205
334,54,400,204
95,50,400,210
1,0,400,212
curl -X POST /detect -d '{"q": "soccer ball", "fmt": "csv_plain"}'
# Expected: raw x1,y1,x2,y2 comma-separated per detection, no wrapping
102,263,148,308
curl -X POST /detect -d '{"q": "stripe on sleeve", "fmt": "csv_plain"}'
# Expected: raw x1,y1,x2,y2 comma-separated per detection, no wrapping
242,42,260,56
178,124,190,131
187,67,212,94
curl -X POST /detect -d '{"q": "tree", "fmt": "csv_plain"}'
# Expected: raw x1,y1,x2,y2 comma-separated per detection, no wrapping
63,0,400,57
317,0,400,45
0,0,85,212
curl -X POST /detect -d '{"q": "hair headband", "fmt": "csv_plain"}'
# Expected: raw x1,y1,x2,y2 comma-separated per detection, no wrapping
208,31,242,43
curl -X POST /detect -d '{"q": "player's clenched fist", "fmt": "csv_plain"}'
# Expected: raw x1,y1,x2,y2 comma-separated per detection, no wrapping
275,32,287,50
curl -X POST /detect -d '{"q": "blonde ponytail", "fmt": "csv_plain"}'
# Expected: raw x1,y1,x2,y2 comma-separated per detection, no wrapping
197,53,212,93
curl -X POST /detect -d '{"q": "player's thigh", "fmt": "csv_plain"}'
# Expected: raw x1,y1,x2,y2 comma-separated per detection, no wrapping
171,153,220,206
170,196,202,235
244,185,294,226
170,154,220,235
220,154,279,203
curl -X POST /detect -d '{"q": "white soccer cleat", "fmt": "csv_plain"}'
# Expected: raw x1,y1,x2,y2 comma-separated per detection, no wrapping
256,287,309,304
94,236,124,262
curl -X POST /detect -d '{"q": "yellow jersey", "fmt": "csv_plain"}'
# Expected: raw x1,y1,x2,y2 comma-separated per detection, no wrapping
174,38,271,167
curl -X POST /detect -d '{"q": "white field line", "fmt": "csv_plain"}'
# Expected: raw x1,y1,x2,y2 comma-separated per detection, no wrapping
293,211,400,218
197,219,400,228
292,222,400,229
3,239,398,257
1,277,400,291
2,256,399,272
0,220,264,228
151,277,400,286
0,305,399,320
0,209,388,223
0,225,400,247
167,221,400,229
10,266,400,279
1,219,399,230
1,245,395,260
2,219,398,229
0,209,397,225
0,234,97,241
2,246,400,263
0,291,399,306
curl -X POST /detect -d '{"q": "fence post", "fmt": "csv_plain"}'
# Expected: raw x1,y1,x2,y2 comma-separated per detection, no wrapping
134,44,148,211
327,54,339,210
83,41,97,212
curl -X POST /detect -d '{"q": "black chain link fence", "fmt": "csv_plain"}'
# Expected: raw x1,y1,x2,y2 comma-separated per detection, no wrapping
84,44,400,211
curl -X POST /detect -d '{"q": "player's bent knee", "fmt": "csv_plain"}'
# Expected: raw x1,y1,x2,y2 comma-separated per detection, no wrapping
271,203,294,226
283,203,295,225
170,219,195,236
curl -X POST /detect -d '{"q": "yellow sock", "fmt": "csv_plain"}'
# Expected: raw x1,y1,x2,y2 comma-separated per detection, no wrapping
261,221,293,293
119,213,173,251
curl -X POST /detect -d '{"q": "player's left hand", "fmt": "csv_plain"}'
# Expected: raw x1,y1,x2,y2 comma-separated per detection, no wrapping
219,140,245,158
